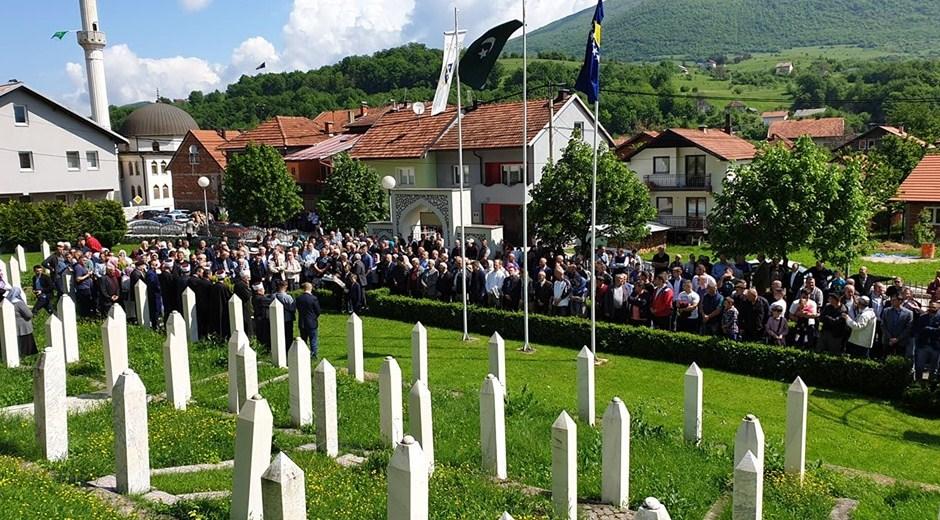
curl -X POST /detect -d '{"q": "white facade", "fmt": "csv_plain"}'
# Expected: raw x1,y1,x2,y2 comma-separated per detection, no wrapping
119,136,182,210
0,84,124,202
627,143,751,230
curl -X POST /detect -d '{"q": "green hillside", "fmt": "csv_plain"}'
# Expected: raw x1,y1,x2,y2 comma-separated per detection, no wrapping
509,0,940,62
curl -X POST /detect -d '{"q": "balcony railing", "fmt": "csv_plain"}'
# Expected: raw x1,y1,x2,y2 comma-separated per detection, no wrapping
657,215,708,230
644,174,711,191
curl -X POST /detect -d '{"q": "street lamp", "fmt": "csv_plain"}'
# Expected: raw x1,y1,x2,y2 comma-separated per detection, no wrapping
381,175,396,222
197,176,211,237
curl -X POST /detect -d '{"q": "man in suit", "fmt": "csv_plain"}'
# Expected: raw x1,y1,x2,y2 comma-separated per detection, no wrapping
98,263,121,315
295,282,321,358
851,266,875,296
31,265,54,315
784,263,805,302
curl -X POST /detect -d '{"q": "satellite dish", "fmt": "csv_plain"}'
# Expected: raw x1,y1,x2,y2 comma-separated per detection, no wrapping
412,102,426,116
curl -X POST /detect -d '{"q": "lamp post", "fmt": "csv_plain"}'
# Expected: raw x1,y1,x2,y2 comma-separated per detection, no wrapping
381,175,396,223
197,176,211,237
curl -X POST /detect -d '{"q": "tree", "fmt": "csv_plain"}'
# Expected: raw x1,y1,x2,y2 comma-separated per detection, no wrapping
529,134,655,255
222,143,302,226
709,137,839,259
808,157,872,270
317,153,386,231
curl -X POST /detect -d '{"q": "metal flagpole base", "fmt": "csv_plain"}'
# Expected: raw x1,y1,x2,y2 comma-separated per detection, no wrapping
517,343,536,354
594,357,610,366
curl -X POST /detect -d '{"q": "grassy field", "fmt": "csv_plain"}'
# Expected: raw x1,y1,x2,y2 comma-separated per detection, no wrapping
1,283,939,517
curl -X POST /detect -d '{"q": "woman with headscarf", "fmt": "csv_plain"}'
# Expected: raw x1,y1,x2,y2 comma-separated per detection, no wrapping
7,288,36,357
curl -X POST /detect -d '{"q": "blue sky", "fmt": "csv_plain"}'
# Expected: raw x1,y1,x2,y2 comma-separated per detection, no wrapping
2,0,595,112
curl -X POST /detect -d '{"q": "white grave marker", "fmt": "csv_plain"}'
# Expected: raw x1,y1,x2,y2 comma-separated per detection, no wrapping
387,435,428,520
577,346,595,426
347,313,364,382
163,311,192,410
113,369,151,495
602,397,630,508
379,356,404,448
684,363,703,443
411,322,427,384
101,304,129,395
33,347,68,461
480,374,507,479
288,339,313,427
231,395,274,520
409,380,434,474
552,410,578,520
314,359,339,457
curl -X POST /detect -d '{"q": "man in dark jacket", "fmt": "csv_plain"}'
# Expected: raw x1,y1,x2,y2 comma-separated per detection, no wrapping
98,263,121,315
144,259,163,330
31,265,55,315
296,282,321,357
233,271,255,337
501,266,522,311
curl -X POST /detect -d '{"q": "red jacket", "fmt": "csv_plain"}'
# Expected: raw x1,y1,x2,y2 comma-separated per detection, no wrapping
86,235,103,253
651,285,674,318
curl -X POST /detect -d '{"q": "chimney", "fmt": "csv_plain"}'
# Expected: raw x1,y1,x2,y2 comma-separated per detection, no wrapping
554,88,572,104
325,121,334,135
724,112,733,134
699,125,709,134
348,110,355,124
360,102,369,117
215,128,226,139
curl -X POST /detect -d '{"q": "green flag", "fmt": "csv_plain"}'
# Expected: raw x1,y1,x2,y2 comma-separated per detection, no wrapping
51,30,69,40
459,20,523,90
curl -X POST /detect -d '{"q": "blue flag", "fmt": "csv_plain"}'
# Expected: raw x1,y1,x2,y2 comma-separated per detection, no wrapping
574,0,604,104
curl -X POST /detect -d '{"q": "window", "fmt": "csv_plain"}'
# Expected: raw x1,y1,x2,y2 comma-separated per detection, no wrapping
397,167,415,186
86,151,99,170
162,185,170,198
188,144,199,165
152,141,161,152
501,164,523,186
66,151,81,170
687,197,707,217
925,207,940,225
153,185,160,199
452,165,470,185
56,194,68,202
160,160,168,174
656,197,674,215
653,157,670,175
18,196,31,203
118,162,124,178
18,151,33,171
70,193,84,203
685,155,707,176
13,105,28,125
574,121,585,138
151,162,158,175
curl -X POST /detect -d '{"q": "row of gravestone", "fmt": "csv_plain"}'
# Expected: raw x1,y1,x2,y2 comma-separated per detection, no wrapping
18,279,809,520
1,295,80,369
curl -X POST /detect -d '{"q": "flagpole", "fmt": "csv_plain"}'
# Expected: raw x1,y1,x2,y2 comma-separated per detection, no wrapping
590,98,599,356
520,0,533,353
455,7,470,342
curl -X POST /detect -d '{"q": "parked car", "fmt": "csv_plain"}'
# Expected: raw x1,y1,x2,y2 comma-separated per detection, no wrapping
134,210,165,221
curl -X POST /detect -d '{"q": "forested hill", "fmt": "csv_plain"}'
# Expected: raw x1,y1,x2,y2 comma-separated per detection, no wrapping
508,0,940,61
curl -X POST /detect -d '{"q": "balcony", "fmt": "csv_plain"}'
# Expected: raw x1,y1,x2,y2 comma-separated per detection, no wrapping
644,174,711,191
657,215,708,231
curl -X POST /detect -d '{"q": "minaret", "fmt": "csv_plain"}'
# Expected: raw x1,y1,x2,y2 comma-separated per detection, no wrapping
77,0,111,129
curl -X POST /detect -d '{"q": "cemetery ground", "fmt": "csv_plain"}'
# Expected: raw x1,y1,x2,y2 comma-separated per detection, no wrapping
0,309,939,520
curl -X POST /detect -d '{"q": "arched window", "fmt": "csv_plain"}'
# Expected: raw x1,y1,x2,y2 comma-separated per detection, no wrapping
162,185,170,198
153,185,160,199
160,161,168,173
151,162,158,175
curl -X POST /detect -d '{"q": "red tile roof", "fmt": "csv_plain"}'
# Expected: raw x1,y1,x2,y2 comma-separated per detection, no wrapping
431,99,562,150
350,108,458,160
220,116,326,150
284,134,362,161
188,129,237,168
615,130,659,159
761,110,789,118
895,154,940,202
767,117,844,139
622,128,756,161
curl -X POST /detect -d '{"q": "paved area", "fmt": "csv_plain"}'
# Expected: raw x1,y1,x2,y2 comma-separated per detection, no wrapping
0,391,110,418
829,498,859,520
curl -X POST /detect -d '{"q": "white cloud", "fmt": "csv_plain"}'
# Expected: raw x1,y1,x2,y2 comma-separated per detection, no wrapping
179,0,212,12
281,0,417,70
228,36,280,79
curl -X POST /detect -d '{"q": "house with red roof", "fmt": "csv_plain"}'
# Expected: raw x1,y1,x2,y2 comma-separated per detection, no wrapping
894,153,940,241
349,92,611,246
620,127,757,236
219,115,327,158
835,125,926,153
767,117,846,149
284,134,362,210
167,129,239,211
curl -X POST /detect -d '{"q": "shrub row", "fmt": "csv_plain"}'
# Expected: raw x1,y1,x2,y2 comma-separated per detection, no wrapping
0,200,127,251
337,288,912,401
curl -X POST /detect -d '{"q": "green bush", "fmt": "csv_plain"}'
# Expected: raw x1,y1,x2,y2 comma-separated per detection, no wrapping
342,289,913,400
0,199,127,251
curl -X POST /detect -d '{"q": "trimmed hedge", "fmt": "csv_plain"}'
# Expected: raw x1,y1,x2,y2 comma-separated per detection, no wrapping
0,199,127,251
347,288,912,400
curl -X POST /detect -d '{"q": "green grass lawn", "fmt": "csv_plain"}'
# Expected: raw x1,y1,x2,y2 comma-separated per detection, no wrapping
1,306,939,519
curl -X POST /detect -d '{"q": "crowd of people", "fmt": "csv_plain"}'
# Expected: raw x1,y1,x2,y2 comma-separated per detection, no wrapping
3,228,938,386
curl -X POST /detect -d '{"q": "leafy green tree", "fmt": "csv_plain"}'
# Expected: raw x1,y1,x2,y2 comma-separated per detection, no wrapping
222,143,302,226
317,153,386,232
709,137,839,259
808,157,872,270
529,135,655,255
